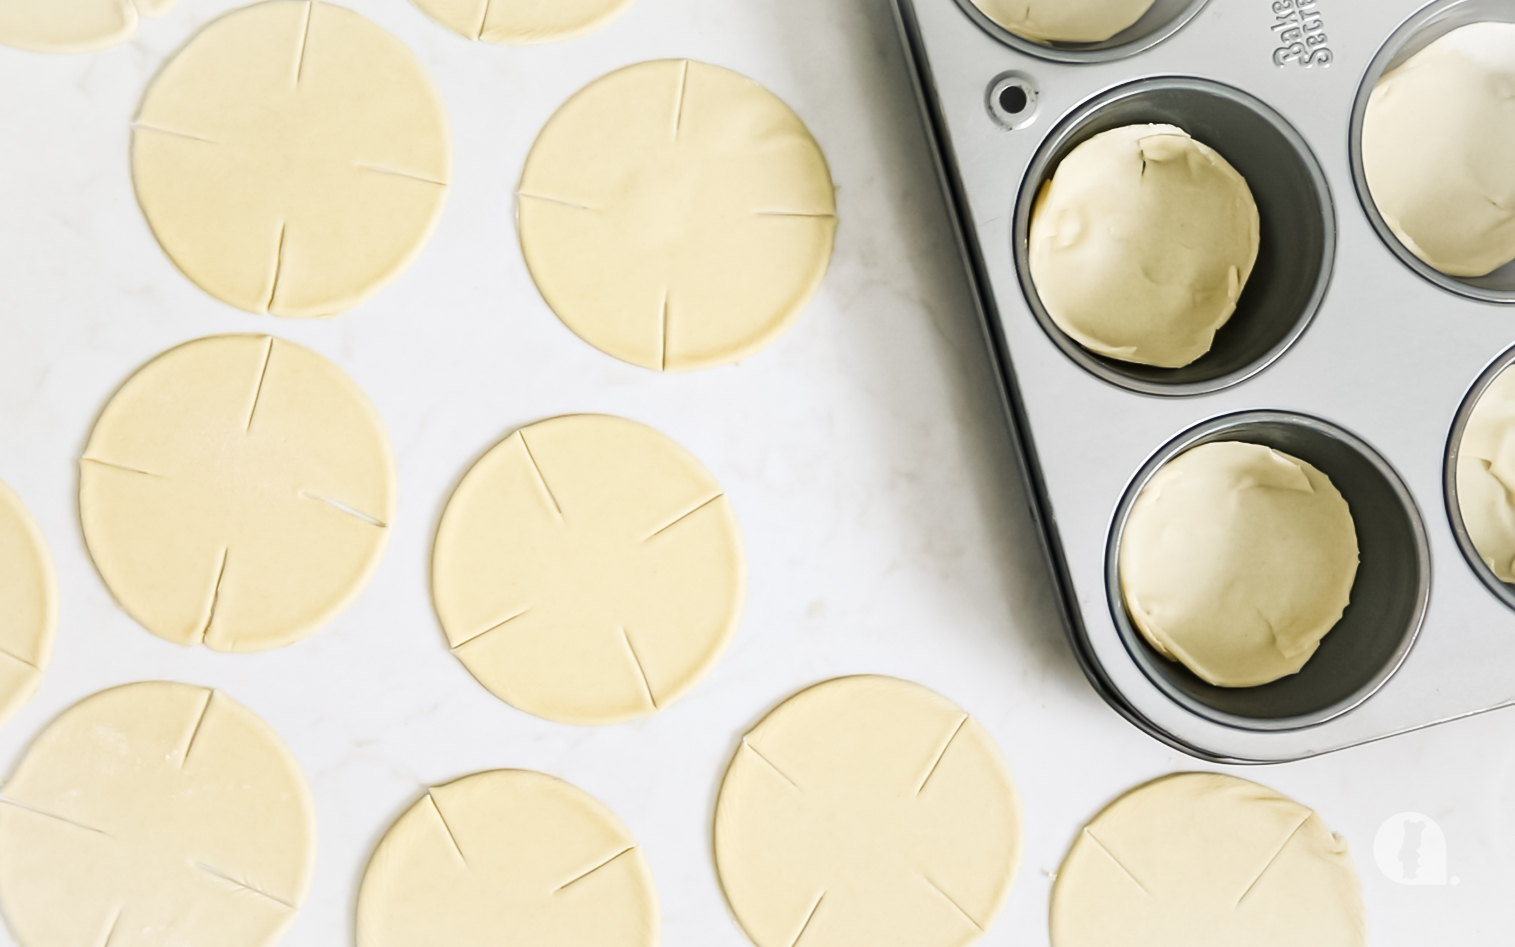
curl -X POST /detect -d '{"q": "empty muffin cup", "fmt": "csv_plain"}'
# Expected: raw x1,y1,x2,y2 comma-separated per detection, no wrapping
1015,77,1335,396
1351,0,1515,303
1107,412,1430,730
953,0,1211,62
1447,344,1515,610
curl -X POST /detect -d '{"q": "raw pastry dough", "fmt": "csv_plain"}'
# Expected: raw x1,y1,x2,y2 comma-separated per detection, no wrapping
0,681,316,947
432,414,744,725
411,0,634,44
968,0,1154,43
1364,23,1515,277
1457,363,1515,581
0,479,55,728
519,60,836,372
0,0,178,54
81,334,396,652
132,0,451,318
714,676,1021,947
1119,442,1359,688
357,770,657,947
1051,773,1366,947
1030,124,1259,368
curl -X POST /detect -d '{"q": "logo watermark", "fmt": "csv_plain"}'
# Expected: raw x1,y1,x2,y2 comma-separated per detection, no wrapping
1373,812,1457,886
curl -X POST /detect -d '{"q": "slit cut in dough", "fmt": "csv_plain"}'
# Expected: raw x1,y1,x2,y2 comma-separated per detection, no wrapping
967,0,1155,44
411,0,635,44
1051,773,1366,947
518,59,837,372
0,681,317,947
0,0,178,54
0,479,56,729
357,770,658,947
1030,124,1259,368
432,414,744,725
1457,362,1515,581
80,334,396,652
714,676,1022,947
1118,441,1359,688
132,0,451,318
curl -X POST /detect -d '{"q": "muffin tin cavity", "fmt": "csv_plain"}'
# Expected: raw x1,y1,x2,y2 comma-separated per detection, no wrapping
953,0,1211,62
1107,412,1429,731
1446,345,1515,610
1014,77,1334,396
1351,0,1515,303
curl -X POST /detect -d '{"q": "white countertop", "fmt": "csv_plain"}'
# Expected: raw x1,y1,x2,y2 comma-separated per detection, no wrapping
1,0,1511,943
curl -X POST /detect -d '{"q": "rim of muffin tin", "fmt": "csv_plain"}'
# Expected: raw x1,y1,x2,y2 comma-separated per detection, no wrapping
1012,76,1336,397
1350,0,1515,304
949,0,1212,63
1446,345,1515,611
1105,411,1431,732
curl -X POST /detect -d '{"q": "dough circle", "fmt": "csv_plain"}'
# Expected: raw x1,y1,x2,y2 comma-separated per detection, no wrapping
0,681,317,947
1457,363,1515,581
432,414,744,725
519,59,837,372
0,479,56,729
0,0,178,54
81,334,396,653
714,676,1022,947
357,770,658,947
1363,23,1515,277
132,0,451,318
1030,124,1259,368
968,0,1154,44
1119,442,1359,688
1051,773,1366,947
411,0,635,44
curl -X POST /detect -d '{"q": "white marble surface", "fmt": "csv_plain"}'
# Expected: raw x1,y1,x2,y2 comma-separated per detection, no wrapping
0,0,1512,944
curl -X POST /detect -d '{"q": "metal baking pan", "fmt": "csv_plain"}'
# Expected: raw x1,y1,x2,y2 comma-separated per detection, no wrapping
893,0,1515,762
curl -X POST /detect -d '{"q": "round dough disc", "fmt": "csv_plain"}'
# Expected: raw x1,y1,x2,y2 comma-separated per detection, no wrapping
714,676,1022,947
1364,23,1515,277
968,0,1154,44
518,59,837,372
411,0,634,44
1051,773,1366,947
357,770,658,947
1030,124,1259,368
0,681,317,947
1118,442,1359,688
0,479,56,728
0,0,177,54
432,414,744,725
1457,363,1515,580
81,334,396,653
132,0,451,318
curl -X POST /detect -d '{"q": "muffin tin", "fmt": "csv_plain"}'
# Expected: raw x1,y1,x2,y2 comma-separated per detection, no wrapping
895,0,1515,761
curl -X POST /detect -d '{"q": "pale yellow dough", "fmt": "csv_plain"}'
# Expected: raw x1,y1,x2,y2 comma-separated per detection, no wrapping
714,676,1022,947
1030,124,1259,368
433,414,744,725
0,479,55,729
411,0,634,44
81,334,396,652
1051,773,1366,947
1457,363,1515,581
1364,23,1515,277
132,0,451,318
0,0,178,54
969,0,1154,43
0,681,317,947
357,770,657,947
519,59,837,372
1119,442,1359,688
